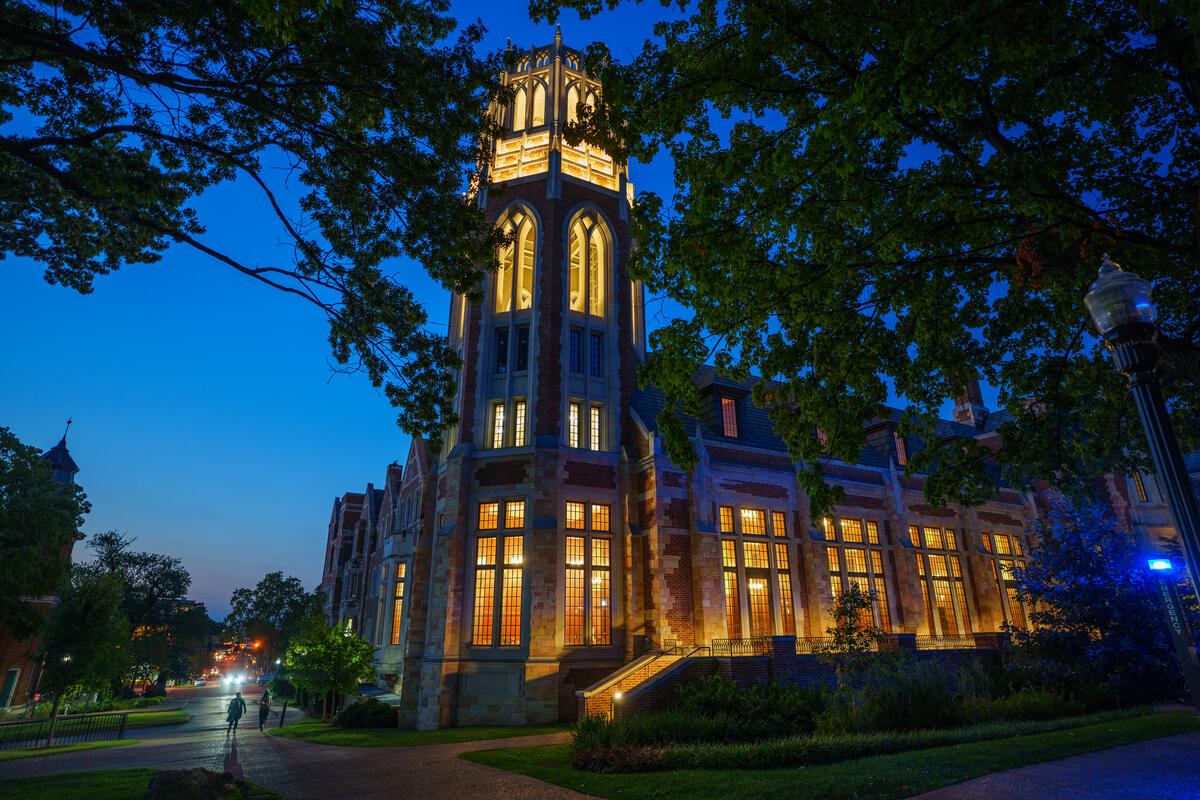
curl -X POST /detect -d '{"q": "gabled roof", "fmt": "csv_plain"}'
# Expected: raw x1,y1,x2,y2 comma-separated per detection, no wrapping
41,436,79,474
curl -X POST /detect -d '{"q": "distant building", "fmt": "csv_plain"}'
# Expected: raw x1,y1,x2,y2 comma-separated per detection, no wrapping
317,32,1196,729
0,433,81,710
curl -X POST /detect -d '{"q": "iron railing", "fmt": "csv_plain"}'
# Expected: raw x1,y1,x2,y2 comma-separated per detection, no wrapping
710,636,773,657
0,712,128,750
795,636,882,654
915,635,977,650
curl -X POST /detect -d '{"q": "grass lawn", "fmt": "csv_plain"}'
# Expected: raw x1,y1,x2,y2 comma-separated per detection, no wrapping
121,711,188,730
462,710,1200,800
269,715,570,747
0,768,155,800
0,768,282,800
0,738,140,762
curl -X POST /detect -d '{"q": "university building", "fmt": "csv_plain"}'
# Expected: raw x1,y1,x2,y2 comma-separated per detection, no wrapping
319,32,1186,729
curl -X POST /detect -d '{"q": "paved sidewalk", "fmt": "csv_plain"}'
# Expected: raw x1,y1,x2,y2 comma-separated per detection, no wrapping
0,688,589,800
910,730,1200,800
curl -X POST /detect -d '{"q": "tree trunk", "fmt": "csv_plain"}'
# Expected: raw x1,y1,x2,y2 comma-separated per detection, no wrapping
45,695,61,748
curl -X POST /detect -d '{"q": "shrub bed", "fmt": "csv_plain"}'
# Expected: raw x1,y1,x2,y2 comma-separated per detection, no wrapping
572,707,1146,772
332,697,398,729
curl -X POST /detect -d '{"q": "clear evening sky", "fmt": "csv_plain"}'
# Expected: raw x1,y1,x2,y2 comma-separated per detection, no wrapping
0,2,990,620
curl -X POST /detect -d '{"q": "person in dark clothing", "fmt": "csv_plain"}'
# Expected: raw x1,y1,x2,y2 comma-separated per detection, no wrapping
258,690,271,731
226,691,247,735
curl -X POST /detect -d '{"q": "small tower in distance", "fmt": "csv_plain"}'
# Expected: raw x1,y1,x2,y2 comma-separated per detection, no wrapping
41,420,80,486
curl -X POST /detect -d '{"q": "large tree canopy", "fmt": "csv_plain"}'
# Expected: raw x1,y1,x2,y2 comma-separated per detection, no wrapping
0,426,89,640
225,571,322,664
1,0,508,443
533,0,1200,511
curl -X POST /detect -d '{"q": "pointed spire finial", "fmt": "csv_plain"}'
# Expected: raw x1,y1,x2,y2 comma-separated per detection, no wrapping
505,36,511,51
60,418,72,445
555,23,562,47
1100,253,1120,273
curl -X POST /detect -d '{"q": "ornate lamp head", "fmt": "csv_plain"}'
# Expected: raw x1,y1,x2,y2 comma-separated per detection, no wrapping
1084,254,1155,339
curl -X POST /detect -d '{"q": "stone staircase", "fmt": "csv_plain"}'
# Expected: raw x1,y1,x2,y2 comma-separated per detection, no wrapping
575,651,684,719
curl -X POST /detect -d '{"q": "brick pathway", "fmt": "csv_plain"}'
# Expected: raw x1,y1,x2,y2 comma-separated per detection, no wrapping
0,688,589,800
909,730,1200,800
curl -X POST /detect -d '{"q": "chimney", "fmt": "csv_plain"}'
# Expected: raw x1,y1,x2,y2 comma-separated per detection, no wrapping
953,375,988,429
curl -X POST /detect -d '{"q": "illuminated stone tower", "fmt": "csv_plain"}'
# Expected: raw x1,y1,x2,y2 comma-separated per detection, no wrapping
411,28,645,729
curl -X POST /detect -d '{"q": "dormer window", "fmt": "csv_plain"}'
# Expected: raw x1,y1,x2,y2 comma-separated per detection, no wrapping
721,396,738,437
893,432,908,466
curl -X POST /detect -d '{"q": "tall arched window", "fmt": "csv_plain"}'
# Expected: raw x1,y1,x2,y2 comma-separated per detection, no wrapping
568,210,609,317
496,208,537,313
512,83,527,132
532,83,546,127
566,84,580,125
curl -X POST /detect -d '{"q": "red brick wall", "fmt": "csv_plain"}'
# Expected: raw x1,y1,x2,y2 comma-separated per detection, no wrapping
474,458,531,486
564,460,616,489
719,480,788,499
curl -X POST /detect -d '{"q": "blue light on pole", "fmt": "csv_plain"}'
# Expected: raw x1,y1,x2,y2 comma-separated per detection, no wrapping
1148,558,1173,572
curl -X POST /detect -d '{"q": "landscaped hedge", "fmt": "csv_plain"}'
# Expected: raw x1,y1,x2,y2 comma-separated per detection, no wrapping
572,707,1146,772
332,697,398,729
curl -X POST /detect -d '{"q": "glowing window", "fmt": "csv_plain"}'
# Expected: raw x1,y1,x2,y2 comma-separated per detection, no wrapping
721,397,738,437
512,84,527,131
390,562,407,646
1133,472,1148,502
741,508,766,536
908,525,922,547
565,553,584,646
495,210,536,313
827,547,841,573
840,518,864,543
568,212,608,317
724,571,741,637
491,403,505,449
505,500,525,529
721,539,737,568
590,405,602,450
566,502,585,529
568,402,581,448
866,520,880,544
744,541,769,568
472,538,496,645
924,527,945,550
478,503,499,530
500,536,523,645
591,504,610,531
894,432,907,466
772,511,787,538
945,529,958,550
566,84,580,125
531,83,546,126
994,534,1011,554
747,577,771,637
719,506,734,533
513,401,526,447
774,543,790,570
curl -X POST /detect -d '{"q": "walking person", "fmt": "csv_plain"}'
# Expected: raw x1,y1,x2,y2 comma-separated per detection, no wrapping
257,690,271,731
226,691,247,736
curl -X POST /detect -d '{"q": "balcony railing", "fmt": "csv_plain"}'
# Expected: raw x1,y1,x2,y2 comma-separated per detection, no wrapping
711,636,773,657
915,634,977,650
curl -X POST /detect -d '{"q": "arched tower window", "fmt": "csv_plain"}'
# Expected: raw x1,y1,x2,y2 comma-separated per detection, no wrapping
532,83,546,127
568,210,609,317
566,84,580,126
496,207,537,313
512,84,527,132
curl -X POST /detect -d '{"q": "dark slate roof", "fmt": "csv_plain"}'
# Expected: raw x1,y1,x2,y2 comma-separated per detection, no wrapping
633,368,1009,478
981,409,1015,433
40,437,79,473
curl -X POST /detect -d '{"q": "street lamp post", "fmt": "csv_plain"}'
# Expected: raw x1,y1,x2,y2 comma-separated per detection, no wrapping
1085,255,1200,710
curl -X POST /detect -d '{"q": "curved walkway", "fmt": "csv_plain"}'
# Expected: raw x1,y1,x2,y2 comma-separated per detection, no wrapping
909,730,1200,800
0,688,589,800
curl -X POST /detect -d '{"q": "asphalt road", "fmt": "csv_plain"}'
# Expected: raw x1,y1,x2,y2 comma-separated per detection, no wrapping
0,684,587,800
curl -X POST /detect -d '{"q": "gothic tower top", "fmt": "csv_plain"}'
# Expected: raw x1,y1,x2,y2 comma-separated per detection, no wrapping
488,30,632,206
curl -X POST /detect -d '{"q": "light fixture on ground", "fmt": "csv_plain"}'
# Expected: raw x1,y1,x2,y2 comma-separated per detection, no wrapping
1085,255,1200,713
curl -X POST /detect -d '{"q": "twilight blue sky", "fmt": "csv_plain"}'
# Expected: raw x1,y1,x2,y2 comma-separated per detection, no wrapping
1,2,995,620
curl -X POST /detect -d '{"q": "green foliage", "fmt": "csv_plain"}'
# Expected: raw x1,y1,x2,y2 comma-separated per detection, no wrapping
532,0,1200,513
816,582,885,684
0,427,89,640
673,675,824,734
0,1,511,446
268,673,298,702
817,657,960,734
283,623,375,718
85,531,213,687
37,567,130,698
1007,496,1176,705
332,697,399,729
225,573,322,666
